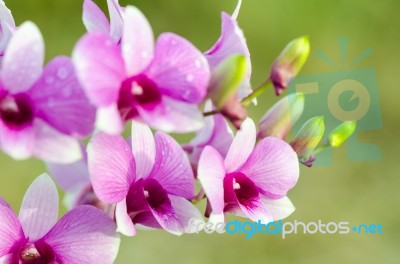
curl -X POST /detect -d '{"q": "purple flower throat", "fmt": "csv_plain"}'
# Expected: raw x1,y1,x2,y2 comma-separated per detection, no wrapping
117,74,161,121
0,93,35,129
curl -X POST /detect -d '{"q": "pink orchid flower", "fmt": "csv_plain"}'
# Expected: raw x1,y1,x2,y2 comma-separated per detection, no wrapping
197,118,299,224
88,122,203,236
73,6,210,134
0,174,120,264
205,0,253,100
0,22,95,162
82,0,123,43
0,0,15,59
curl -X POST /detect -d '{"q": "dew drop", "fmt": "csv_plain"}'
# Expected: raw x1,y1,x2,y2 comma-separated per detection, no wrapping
195,59,201,69
186,74,194,82
57,67,68,79
45,76,55,85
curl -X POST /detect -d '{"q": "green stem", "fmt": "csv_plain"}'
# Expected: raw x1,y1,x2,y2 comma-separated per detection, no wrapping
241,79,272,106
202,79,272,116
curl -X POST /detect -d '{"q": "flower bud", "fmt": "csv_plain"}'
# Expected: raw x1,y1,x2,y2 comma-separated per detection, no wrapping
270,36,310,96
220,93,247,129
258,93,305,139
290,116,325,165
208,54,248,109
328,121,357,147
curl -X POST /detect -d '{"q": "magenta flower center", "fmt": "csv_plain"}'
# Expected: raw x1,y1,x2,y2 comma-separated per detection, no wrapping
143,179,169,210
18,241,55,264
117,74,162,121
0,94,34,129
224,172,260,207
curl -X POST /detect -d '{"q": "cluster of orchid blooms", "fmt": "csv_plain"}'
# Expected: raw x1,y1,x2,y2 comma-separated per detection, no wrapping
0,0,357,263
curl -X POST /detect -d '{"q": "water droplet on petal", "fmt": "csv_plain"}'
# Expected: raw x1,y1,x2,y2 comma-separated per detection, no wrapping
57,67,68,79
195,59,201,69
186,74,194,83
45,76,55,85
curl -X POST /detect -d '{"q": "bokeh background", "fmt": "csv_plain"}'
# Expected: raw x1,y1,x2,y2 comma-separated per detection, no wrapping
2,0,399,263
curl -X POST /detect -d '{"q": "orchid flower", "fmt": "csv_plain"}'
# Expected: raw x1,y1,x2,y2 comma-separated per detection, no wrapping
197,118,299,224
73,6,210,134
183,101,234,172
88,122,203,236
83,0,123,43
0,0,15,61
0,22,95,163
205,0,253,101
0,174,120,264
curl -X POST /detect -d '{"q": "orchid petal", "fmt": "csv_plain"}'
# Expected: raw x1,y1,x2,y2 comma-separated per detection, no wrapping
137,96,204,133
169,195,203,234
43,206,120,264
0,197,24,256
261,196,295,221
46,147,89,192
122,5,154,76
2,22,44,93
148,132,194,199
0,120,34,160
29,56,95,138
239,137,299,199
95,104,124,134
145,33,210,104
88,132,136,203
32,120,82,164
224,118,256,173
18,173,58,241
205,12,252,100
107,0,123,42
73,33,125,107
0,1,15,28
83,0,110,34
115,199,136,236
197,146,226,219
131,121,155,179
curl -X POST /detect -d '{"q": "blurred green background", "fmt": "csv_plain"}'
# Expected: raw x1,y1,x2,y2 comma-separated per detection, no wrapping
1,0,399,263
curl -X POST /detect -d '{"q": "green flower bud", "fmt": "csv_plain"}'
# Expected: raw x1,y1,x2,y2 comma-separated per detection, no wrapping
208,54,247,109
270,36,310,96
290,116,325,163
258,93,305,139
328,121,357,147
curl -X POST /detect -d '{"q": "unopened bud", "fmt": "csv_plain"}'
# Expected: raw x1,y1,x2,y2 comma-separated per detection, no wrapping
290,116,325,165
208,54,247,109
258,93,304,139
328,121,357,147
270,36,310,96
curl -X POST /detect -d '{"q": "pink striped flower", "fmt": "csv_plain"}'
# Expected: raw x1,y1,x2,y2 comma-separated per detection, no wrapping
74,6,210,134
0,174,120,264
198,118,300,223
88,122,203,236
0,22,95,162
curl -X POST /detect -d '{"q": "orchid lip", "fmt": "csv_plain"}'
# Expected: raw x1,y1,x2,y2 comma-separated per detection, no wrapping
18,241,55,264
224,172,260,208
117,74,162,121
0,93,35,129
